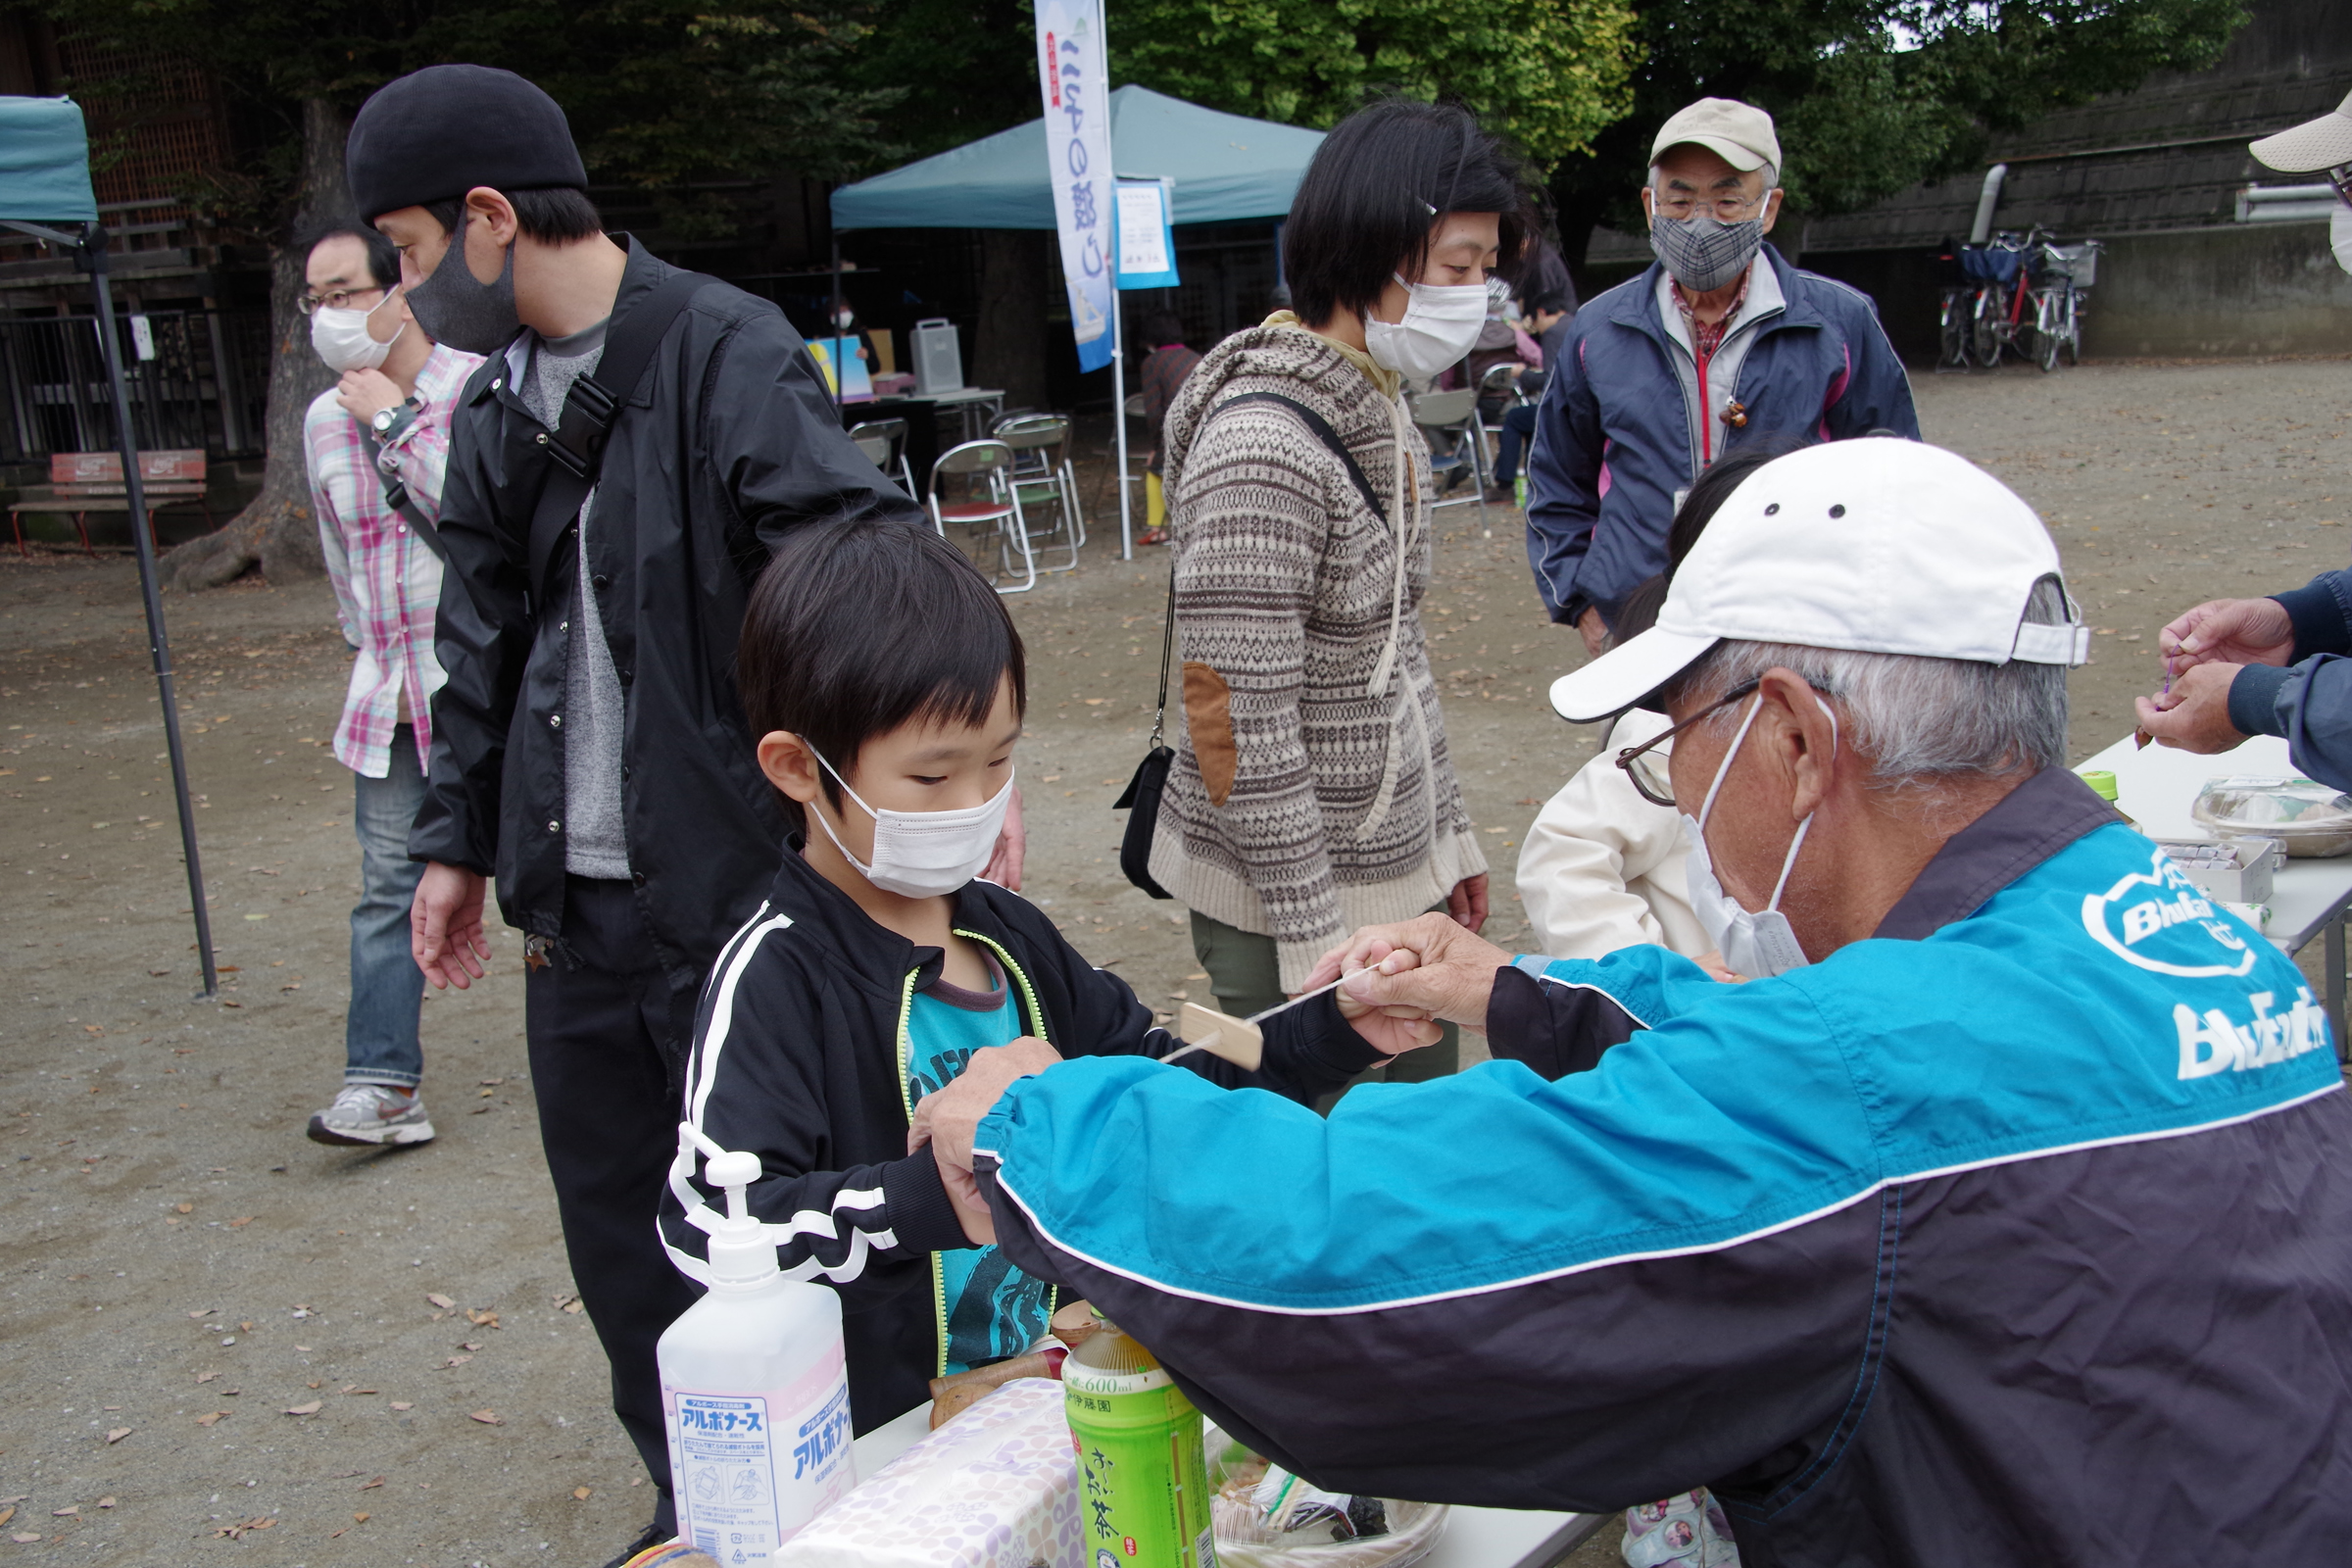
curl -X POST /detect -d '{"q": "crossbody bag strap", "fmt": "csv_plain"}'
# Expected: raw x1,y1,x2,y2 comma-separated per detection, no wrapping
525,268,717,601
1212,390,1388,524
377,472,449,564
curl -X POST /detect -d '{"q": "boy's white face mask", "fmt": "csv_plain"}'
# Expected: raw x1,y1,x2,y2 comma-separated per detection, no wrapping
1680,691,1838,979
808,750,1013,898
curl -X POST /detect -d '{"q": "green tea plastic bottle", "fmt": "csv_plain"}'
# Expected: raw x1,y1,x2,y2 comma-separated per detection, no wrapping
1062,1313,1217,1568
2080,769,2138,832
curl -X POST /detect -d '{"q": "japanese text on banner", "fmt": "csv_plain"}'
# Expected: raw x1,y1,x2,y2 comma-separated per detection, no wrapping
1034,0,1116,372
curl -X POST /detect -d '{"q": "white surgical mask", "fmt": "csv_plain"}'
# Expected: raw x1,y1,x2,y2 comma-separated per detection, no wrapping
807,751,1014,899
2332,207,2352,276
311,289,405,373
1680,692,1838,979
1362,273,1489,380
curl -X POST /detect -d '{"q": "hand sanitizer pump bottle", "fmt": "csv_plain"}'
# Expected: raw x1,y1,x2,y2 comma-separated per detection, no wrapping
659,1131,857,1563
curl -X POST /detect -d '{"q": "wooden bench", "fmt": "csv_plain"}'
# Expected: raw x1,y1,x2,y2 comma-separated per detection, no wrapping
10,449,214,557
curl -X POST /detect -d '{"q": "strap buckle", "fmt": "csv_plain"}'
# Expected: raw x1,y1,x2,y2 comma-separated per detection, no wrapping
544,373,619,480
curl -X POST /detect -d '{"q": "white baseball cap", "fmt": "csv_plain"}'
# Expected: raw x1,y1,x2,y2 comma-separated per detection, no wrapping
1650,98,1782,177
2249,87,2352,174
1548,438,2088,723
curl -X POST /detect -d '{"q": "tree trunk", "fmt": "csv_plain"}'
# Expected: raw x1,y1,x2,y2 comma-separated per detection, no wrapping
166,97,348,589
972,228,1049,416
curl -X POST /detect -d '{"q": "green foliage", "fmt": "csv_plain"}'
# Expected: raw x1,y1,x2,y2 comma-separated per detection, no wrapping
1562,0,2249,233
1107,0,1642,168
845,0,1045,165
37,0,901,211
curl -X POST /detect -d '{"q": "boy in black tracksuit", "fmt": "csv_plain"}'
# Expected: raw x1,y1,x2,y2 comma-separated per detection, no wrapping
656,517,1435,1435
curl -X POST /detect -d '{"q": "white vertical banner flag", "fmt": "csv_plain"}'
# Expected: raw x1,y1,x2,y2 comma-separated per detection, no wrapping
1034,0,1116,372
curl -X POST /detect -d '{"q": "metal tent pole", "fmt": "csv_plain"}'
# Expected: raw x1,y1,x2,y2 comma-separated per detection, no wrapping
1112,288,1131,560
79,223,217,998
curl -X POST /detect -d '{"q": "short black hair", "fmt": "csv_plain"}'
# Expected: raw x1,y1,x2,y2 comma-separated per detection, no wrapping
419,186,604,245
1284,98,1544,330
295,214,399,289
737,514,1027,830
1525,292,1572,317
1666,439,1801,579
1143,311,1186,349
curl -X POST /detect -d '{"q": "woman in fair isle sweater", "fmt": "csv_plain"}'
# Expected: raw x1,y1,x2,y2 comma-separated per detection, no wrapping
1150,99,1538,1082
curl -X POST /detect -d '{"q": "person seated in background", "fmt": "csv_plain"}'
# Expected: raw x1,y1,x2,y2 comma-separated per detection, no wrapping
660,514,1434,1435
1137,311,1200,545
1519,446,1776,971
1487,292,1573,505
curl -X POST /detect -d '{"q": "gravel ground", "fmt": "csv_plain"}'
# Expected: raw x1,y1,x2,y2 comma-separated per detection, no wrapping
3,356,2349,1568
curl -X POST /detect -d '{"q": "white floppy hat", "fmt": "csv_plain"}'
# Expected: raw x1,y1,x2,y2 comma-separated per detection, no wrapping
2249,87,2352,174
1549,438,2088,723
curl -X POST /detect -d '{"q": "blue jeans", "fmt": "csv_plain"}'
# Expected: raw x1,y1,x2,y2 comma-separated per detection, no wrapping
1494,403,1541,487
346,726,428,1087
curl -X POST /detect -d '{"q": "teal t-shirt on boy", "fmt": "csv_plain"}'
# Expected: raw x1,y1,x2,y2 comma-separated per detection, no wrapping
906,962,1054,1374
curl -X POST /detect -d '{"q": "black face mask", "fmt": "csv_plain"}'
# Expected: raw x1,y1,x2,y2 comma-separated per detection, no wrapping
404,209,521,354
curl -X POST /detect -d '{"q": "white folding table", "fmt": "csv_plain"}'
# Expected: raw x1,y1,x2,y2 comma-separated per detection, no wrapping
852,1402,1607,1568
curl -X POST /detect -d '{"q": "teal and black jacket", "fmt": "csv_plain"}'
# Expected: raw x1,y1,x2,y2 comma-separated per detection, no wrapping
978,768,2352,1565
657,843,1387,1437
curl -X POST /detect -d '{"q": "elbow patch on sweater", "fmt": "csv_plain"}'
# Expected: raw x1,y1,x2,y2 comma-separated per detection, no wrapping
1183,661,1237,806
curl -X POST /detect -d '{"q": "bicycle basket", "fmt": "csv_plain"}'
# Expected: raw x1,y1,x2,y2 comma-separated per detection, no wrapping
1958,245,2021,284
2038,241,2100,286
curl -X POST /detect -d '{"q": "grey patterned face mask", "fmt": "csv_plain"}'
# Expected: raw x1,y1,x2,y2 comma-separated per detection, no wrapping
1649,212,1764,293
405,209,521,354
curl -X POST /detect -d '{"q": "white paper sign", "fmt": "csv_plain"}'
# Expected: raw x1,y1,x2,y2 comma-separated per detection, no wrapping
1116,183,1171,277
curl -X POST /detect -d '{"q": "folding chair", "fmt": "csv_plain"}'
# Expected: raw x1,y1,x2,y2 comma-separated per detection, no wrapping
927,438,1035,594
993,413,1084,570
1406,388,1490,534
847,416,916,498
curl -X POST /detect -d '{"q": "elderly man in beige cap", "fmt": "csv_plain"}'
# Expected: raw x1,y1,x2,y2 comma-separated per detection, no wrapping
2137,89,2352,779
1523,97,1918,656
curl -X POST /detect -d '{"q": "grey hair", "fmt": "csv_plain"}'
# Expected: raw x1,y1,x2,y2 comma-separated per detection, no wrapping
1677,576,2072,789
1648,161,1781,194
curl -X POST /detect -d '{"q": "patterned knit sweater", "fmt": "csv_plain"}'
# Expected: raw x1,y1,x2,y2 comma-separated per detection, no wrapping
1149,319,1485,990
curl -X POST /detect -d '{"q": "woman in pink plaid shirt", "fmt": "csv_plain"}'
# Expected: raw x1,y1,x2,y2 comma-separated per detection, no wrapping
298,217,485,1148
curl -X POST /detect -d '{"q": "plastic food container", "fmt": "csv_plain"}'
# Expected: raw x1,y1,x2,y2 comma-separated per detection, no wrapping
2190,777,2352,858
1205,1425,1447,1568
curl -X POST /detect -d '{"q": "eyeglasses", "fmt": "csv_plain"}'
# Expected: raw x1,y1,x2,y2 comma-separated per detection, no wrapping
1613,679,1760,808
1651,191,1769,223
296,284,392,317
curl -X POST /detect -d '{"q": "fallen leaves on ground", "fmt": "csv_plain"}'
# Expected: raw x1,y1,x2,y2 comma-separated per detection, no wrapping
340,1386,378,1396
424,1292,455,1310
358,1478,383,1492
195,1412,227,1427
465,1307,500,1329
95,1499,113,1510
212,1517,273,1540
573,1487,593,1500
468,1409,502,1425
282,1400,321,1416
438,1355,471,1369
388,1401,413,1411
172,1203,192,1214
0,1508,12,1528
352,1511,369,1524
104,1428,129,1444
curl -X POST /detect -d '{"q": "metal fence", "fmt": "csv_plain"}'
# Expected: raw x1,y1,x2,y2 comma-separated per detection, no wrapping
0,307,271,465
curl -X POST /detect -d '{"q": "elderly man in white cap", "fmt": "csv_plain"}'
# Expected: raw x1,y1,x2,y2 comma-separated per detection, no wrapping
911,438,2352,1565
2139,89,2352,786
1524,98,1919,657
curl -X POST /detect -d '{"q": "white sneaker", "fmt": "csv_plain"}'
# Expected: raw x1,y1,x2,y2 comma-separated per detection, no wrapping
306,1083,436,1147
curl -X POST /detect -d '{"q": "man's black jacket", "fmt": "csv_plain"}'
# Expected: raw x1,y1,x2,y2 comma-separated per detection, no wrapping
411,239,908,965
659,844,1393,1435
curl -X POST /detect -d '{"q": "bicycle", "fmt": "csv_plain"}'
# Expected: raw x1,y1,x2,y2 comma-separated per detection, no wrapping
2023,237,2101,371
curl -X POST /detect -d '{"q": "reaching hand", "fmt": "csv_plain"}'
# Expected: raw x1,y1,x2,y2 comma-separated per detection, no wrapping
1576,607,1608,661
907,1036,1063,1172
412,861,490,990
1304,912,1514,1032
2134,661,2246,755
2159,597,2293,671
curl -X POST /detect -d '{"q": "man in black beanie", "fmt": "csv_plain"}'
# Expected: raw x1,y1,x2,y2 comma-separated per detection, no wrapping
352,63,919,1562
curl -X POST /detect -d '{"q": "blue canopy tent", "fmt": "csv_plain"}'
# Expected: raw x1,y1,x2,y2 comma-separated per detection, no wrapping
829,84,1325,230
1,95,219,996
830,86,1324,554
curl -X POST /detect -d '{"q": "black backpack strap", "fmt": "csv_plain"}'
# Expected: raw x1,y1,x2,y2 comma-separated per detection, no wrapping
1211,390,1387,525
377,471,448,564
526,268,717,600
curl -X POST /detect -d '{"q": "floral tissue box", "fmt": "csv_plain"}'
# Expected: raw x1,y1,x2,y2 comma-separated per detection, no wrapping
776,1377,1082,1568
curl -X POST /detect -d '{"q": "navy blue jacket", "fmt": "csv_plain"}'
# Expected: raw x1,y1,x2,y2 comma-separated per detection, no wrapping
1524,245,1918,627
2230,568,2352,791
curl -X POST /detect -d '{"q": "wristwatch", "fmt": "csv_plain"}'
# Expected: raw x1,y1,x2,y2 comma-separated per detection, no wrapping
371,397,420,441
